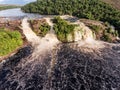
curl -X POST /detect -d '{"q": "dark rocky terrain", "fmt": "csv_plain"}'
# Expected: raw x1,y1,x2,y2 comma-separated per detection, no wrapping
0,41,120,90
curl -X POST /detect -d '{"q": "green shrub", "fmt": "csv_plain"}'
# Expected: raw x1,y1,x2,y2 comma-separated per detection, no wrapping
53,17,76,42
0,29,23,56
105,25,119,37
103,34,112,42
39,23,50,37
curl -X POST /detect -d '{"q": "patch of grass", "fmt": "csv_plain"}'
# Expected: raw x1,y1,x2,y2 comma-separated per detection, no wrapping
0,28,23,56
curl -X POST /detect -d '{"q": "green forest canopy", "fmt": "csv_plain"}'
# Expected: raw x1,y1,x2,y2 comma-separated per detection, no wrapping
21,0,120,36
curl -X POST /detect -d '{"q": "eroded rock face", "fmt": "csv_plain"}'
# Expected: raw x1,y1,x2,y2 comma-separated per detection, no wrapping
0,42,120,90
74,25,94,41
67,23,94,42
60,15,94,42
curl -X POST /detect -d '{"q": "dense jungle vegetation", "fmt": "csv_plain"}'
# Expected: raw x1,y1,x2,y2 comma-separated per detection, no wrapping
21,0,120,36
0,28,23,56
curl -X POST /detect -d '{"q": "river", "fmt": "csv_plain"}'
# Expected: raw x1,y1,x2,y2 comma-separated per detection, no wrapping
0,8,120,90
0,8,42,19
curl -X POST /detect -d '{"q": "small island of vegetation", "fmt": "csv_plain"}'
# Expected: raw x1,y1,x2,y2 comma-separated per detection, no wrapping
53,16,76,42
29,19,50,37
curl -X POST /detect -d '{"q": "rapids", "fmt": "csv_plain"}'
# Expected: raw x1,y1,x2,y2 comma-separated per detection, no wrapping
0,17,120,90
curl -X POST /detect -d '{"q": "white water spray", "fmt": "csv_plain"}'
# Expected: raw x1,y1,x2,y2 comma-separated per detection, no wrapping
21,17,60,62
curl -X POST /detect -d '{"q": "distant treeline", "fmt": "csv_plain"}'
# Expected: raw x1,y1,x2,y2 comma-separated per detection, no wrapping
0,5,21,11
21,0,120,36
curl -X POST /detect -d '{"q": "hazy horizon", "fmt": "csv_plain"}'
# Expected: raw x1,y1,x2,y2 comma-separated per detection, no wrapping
0,0,36,5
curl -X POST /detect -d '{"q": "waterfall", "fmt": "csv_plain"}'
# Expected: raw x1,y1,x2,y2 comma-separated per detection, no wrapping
0,17,120,90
